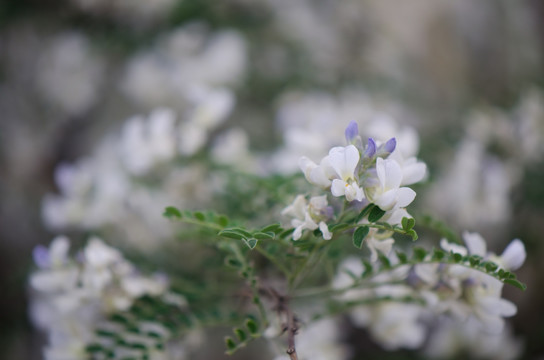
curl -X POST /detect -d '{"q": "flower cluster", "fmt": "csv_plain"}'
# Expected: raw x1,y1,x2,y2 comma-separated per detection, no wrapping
284,121,426,250
29,236,178,360
333,232,526,357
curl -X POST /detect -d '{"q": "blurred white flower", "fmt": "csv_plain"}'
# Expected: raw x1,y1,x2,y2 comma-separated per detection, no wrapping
364,157,416,211
282,195,332,240
36,32,105,116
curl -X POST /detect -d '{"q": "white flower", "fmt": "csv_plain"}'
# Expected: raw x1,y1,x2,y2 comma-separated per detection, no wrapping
329,145,365,202
366,234,395,263
299,155,336,188
439,235,521,332
351,303,426,350
365,157,416,211
300,145,364,202
282,195,332,240
463,232,526,271
119,108,177,175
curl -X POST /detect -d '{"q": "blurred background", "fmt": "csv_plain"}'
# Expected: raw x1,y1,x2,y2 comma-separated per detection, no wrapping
1,0,544,359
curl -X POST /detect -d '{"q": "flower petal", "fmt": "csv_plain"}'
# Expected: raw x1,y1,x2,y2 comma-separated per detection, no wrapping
329,145,359,181
331,179,347,198
396,187,416,208
400,161,427,186
383,158,403,189
463,232,487,257
500,239,526,271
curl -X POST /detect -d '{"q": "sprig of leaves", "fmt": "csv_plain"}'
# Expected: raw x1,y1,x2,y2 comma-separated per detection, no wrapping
224,317,261,355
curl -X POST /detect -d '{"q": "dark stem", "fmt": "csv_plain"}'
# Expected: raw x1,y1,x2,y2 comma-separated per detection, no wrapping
261,286,299,359
285,306,298,360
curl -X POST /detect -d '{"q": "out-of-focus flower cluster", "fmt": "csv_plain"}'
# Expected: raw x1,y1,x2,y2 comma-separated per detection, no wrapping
331,231,526,359
29,236,191,360
3,1,540,359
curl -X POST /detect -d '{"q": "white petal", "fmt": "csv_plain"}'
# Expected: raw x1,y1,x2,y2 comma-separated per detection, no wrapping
331,179,347,198
329,145,359,181
376,157,386,188
463,232,487,257
319,221,332,240
374,189,397,211
293,226,303,240
299,156,317,181
309,195,328,210
440,239,468,256
400,161,427,186
500,239,526,271
310,166,333,188
396,187,416,208
49,236,70,264
383,158,403,189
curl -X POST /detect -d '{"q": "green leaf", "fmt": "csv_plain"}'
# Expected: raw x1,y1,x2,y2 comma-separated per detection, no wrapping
252,232,275,240
355,204,375,223
219,230,245,240
401,217,415,231
469,255,481,267
362,260,373,278
216,215,229,227
396,251,408,264
451,252,463,263
485,262,498,272
193,211,206,221
219,227,253,239
368,206,386,223
245,318,258,334
225,257,242,268
378,254,391,269
504,278,527,291
163,206,182,219
407,229,418,241
261,223,283,234
279,228,295,239
244,238,258,249
352,226,369,249
225,336,237,351
329,223,352,232
432,249,446,261
234,328,247,342
86,344,104,353
413,247,427,261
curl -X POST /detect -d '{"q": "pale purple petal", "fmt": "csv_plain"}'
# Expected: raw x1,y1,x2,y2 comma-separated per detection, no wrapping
364,138,377,158
384,137,397,153
33,245,50,268
345,121,359,143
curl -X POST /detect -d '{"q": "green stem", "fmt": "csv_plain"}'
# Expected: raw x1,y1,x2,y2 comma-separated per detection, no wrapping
254,245,291,277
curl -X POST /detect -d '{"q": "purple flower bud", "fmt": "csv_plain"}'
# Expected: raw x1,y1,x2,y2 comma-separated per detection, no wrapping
344,121,359,143
384,137,396,154
32,245,50,268
364,138,377,157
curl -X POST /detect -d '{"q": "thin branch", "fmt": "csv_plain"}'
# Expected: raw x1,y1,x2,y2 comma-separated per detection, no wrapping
285,306,298,360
